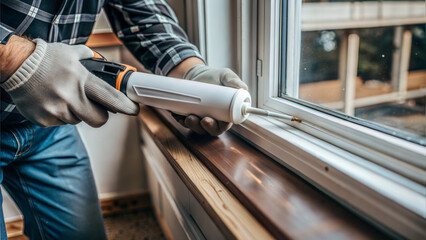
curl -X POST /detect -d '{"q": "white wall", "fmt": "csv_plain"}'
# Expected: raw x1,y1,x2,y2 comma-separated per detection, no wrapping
77,114,147,199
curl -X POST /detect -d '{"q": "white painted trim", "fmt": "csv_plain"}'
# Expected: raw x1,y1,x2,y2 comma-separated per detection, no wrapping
196,0,206,59
285,0,301,98
257,0,280,107
237,0,258,104
237,0,243,76
184,0,207,58
263,97,426,167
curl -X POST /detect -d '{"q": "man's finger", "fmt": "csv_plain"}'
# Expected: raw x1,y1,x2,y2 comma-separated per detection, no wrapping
85,76,140,115
184,115,206,134
71,99,109,128
200,117,231,136
171,113,187,127
59,108,82,125
220,69,248,90
222,77,248,90
218,120,233,132
73,44,95,60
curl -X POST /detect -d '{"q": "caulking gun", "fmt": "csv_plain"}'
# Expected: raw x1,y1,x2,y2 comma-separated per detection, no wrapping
80,52,301,124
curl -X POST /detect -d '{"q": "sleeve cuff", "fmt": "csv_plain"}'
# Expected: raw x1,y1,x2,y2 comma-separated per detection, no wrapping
155,44,206,76
1,39,47,91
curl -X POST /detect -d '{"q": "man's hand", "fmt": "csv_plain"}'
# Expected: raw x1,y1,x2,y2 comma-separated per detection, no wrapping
0,37,139,127
169,60,248,136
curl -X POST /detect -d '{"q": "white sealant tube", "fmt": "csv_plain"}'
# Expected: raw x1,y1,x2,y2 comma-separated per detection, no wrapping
125,72,252,124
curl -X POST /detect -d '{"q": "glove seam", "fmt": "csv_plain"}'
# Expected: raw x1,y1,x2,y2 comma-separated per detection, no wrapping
0,39,47,92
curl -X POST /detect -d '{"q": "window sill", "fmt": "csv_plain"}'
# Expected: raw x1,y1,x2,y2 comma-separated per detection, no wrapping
137,105,387,239
232,114,425,239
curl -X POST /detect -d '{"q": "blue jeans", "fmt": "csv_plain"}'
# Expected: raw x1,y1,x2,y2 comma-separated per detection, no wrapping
0,122,106,240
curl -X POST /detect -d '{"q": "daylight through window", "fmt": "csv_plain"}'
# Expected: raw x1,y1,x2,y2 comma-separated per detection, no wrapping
280,0,426,144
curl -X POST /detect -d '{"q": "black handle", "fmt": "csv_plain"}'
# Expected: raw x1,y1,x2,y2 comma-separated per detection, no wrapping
80,58,126,88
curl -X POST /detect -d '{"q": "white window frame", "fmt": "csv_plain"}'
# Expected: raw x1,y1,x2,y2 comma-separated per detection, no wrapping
232,0,425,239
257,0,425,168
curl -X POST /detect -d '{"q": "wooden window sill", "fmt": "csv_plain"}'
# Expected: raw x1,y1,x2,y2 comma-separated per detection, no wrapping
137,105,387,239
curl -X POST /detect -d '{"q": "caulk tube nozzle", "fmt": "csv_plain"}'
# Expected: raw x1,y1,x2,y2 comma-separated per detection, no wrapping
229,89,252,124
245,106,302,122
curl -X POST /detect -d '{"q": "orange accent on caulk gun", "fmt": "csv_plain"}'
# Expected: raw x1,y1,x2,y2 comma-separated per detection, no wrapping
116,64,137,90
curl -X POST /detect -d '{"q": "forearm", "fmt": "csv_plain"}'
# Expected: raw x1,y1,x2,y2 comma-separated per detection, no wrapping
167,57,205,78
0,35,35,82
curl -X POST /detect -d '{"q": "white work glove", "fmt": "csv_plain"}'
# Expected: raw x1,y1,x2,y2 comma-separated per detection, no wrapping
1,39,139,127
172,64,248,136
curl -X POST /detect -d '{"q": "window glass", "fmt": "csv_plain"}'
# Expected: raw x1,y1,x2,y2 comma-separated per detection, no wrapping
280,0,426,143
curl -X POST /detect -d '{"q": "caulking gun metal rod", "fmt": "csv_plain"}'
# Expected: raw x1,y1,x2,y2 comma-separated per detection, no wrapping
269,112,303,123
245,107,302,123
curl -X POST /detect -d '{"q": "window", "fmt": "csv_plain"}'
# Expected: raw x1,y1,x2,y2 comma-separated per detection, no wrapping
280,0,426,145
235,0,426,239
256,0,425,169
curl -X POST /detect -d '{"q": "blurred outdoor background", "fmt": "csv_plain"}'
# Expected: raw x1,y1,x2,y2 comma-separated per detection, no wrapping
292,0,425,140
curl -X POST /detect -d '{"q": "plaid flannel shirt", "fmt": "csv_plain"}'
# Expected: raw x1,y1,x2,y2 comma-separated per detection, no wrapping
0,0,202,124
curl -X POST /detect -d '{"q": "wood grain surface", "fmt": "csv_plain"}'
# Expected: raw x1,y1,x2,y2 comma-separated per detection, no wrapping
138,106,273,240
144,108,389,239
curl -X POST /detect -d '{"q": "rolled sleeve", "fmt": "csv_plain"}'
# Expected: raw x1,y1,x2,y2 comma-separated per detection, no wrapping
104,0,204,75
